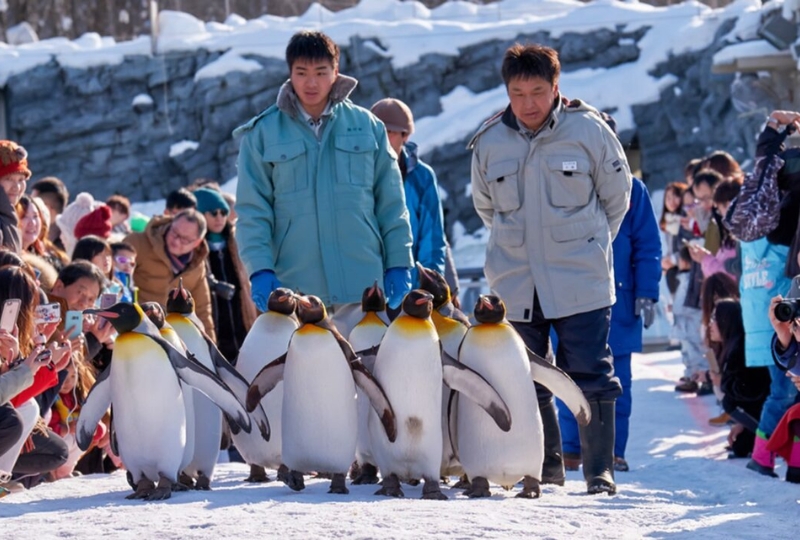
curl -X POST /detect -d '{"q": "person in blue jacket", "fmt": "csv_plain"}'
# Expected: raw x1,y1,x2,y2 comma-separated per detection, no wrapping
370,98,447,287
558,174,662,472
234,31,414,335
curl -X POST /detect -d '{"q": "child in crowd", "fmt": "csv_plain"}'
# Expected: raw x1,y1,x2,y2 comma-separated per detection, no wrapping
674,246,708,392
71,236,123,301
105,195,131,236
708,299,770,458
110,242,136,303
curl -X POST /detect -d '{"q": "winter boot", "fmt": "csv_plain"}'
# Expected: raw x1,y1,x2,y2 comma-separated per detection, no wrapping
746,431,778,478
786,436,800,484
539,399,565,485
578,400,616,495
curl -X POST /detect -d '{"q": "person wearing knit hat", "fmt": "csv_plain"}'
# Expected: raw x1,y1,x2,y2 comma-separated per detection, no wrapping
195,185,256,366
0,140,31,253
194,187,230,215
56,192,100,257
74,204,113,240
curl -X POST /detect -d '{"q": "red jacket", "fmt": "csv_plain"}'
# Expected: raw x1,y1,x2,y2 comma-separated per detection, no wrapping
11,366,58,407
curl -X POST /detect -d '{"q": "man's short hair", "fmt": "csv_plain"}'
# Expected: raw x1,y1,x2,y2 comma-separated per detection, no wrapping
173,208,207,239
30,176,69,213
106,194,131,216
58,260,106,289
286,30,339,70
501,44,560,87
693,170,724,191
166,188,197,212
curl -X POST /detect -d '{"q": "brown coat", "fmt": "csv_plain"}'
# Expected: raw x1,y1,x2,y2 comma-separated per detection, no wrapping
125,216,215,340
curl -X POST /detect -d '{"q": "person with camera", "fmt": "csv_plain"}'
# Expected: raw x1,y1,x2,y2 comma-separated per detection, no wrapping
195,187,256,364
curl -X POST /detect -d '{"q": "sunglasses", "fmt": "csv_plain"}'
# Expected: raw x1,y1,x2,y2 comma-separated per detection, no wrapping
209,209,229,217
114,256,136,266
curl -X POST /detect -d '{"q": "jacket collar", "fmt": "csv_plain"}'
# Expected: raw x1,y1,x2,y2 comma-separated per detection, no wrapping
276,74,359,120
500,94,564,138
402,141,420,175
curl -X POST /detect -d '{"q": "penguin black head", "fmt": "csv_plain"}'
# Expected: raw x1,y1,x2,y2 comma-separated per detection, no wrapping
416,262,450,309
361,280,386,313
140,302,166,329
166,278,194,315
86,302,145,334
267,287,297,316
402,289,434,319
296,294,328,325
474,295,506,324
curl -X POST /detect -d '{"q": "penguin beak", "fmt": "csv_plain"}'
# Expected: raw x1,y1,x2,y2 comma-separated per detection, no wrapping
370,280,378,296
480,296,493,311
86,310,120,319
415,262,429,281
298,297,312,309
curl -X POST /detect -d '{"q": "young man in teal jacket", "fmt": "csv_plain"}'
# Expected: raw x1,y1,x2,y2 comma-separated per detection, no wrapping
234,31,413,334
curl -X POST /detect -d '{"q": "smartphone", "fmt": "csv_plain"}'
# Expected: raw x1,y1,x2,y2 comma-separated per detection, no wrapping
34,303,61,325
64,310,83,340
681,238,691,246
0,299,21,333
100,293,118,310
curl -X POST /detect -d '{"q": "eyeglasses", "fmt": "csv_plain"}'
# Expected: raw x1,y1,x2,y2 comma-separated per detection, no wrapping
114,255,136,267
209,209,229,217
168,228,198,246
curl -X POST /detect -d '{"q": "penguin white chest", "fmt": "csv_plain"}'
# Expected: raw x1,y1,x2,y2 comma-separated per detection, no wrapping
457,325,543,486
282,326,357,474
369,317,443,480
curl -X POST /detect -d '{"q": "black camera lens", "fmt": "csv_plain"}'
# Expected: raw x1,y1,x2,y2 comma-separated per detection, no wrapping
774,300,800,322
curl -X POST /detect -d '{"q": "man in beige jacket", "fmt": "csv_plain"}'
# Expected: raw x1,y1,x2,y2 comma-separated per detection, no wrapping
469,43,631,495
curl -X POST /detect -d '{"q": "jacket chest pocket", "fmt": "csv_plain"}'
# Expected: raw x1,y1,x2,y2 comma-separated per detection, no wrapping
545,155,593,208
264,141,308,194
335,135,377,186
486,159,521,212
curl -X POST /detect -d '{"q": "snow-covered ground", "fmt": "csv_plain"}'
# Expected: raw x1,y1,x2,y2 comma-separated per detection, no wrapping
2,350,797,539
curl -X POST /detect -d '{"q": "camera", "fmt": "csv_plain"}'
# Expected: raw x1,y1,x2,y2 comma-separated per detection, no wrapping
774,298,800,322
208,276,236,301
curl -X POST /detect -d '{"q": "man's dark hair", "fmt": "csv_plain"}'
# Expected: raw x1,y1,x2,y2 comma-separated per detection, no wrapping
712,178,742,205
30,176,69,213
57,259,106,289
166,188,197,212
173,208,207,239
501,44,560,86
286,30,339,70
106,194,131,216
110,241,136,256
693,170,724,191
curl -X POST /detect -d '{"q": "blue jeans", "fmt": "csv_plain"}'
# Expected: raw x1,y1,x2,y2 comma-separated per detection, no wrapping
559,353,632,458
757,364,799,437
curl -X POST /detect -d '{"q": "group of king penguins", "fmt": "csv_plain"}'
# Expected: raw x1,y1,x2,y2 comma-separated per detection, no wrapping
75,263,591,502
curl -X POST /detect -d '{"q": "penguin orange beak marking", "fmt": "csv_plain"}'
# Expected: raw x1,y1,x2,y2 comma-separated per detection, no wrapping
480,297,493,311
94,311,120,319
415,297,429,306
298,297,312,308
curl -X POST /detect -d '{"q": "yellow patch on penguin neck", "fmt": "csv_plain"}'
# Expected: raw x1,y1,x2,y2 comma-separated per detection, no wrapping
359,312,386,327
393,314,436,335
431,310,461,335
297,323,329,335
114,332,153,348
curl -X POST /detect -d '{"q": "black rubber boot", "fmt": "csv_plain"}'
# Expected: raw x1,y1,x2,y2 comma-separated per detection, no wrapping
539,399,565,486
786,467,800,484
578,400,616,495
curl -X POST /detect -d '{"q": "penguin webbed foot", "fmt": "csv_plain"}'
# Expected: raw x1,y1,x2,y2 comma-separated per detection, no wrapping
144,475,172,501
194,473,211,491
125,477,155,500
466,476,491,498
245,465,271,483
328,473,349,495
351,463,380,485
276,464,291,484
452,474,471,490
374,473,404,498
422,477,448,500
284,469,305,491
178,472,195,490
515,476,541,499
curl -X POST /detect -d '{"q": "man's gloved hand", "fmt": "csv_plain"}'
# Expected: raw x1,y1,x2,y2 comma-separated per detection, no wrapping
384,267,412,310
634,297,656,329
250,270,281,312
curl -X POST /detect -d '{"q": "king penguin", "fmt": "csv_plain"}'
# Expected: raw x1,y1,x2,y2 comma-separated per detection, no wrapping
233,287,298,483
348,281,388,485
165,282,270,490
247,294,397,495
455,295,591,498
366,290,512,500
416,262,470,486
76,302,251,501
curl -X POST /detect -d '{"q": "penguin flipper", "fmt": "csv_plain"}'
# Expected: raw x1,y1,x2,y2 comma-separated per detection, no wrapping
439,302,470,328
526,348,591,426
154,336,252,433
447,390,459,459
76,366,112,451
354,344,380,370
441,352,512,432
208,341,271,442
350,359,397,443
246,353,286,412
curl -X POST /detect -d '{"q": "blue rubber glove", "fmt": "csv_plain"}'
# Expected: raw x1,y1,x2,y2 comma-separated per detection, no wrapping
384,267,412,310
250,270,281,312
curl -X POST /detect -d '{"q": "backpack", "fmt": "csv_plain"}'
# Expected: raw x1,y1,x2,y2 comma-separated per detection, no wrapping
724,153,785,242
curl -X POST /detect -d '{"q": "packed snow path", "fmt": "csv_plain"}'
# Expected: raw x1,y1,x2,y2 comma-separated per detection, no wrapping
2,350,798,539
